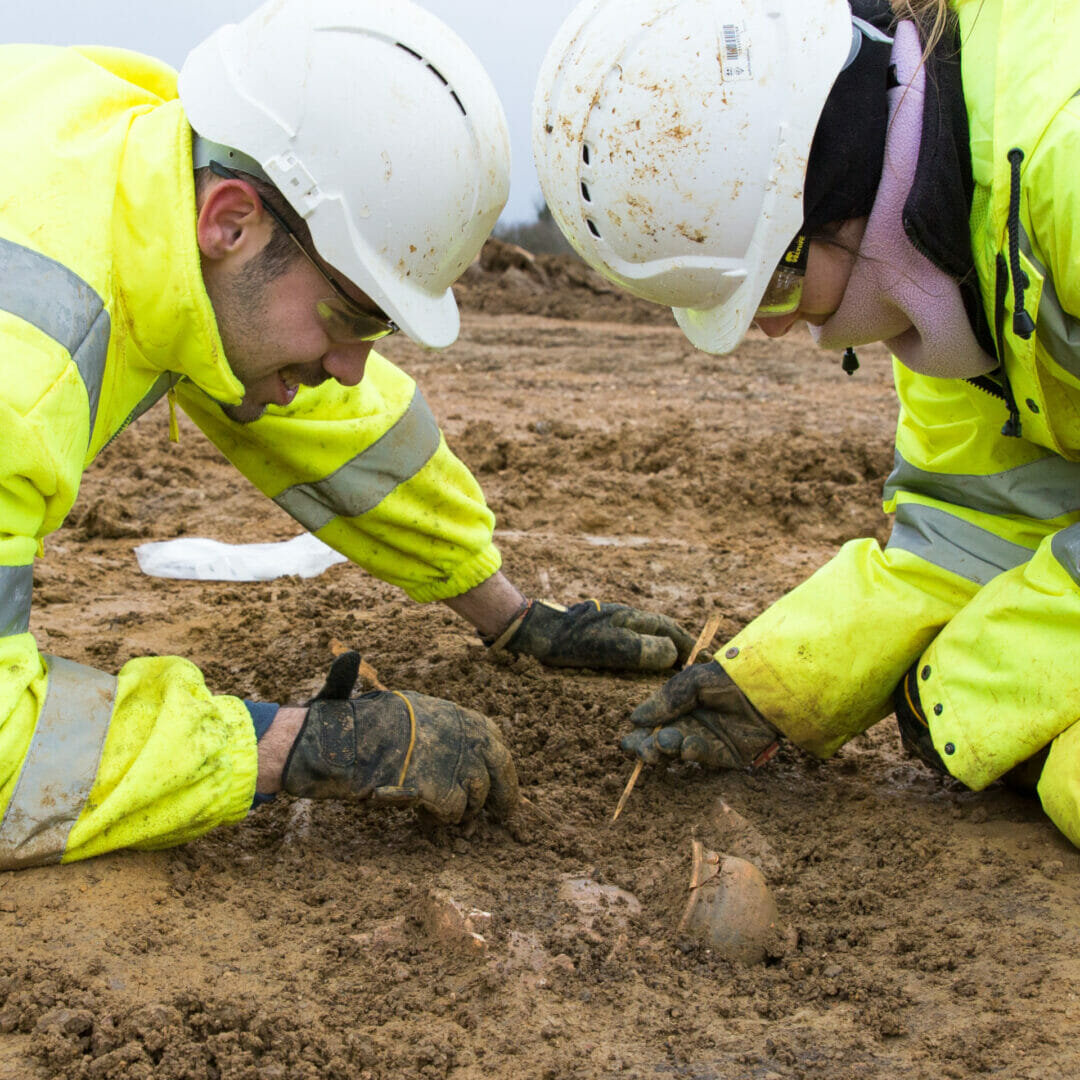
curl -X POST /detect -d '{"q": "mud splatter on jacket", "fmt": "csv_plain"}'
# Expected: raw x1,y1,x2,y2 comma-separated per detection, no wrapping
722,0,1080,846
0,46,499,867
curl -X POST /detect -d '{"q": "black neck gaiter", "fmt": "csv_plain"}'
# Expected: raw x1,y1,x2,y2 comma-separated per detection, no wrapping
802,1,895,233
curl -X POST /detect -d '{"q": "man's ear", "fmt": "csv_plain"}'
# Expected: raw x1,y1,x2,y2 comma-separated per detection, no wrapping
197,179,270,263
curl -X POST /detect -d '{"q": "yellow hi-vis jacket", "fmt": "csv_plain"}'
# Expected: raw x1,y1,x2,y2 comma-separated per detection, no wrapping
721,0,1080,845
0,46,500,868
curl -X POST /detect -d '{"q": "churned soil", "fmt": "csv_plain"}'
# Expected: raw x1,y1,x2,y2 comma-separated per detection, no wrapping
4,242,1080,1080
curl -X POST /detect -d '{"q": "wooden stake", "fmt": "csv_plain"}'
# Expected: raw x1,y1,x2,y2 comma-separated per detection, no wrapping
357,659,387,692
611,613,722,822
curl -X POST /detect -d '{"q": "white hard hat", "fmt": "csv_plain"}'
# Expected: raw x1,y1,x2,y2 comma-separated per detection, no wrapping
532,0,853,354
180,0,511,350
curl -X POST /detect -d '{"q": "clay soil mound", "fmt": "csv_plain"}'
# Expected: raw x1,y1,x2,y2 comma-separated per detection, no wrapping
454,238,675,325
4,291,1080,1079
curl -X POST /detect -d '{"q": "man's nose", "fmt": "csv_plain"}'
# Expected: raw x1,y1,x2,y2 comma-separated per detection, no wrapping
754,312,800,339
323,342,373,387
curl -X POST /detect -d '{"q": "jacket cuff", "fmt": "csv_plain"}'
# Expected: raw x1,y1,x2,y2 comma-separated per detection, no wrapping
244,700,280,742
718,636,891,758
404,543,503,604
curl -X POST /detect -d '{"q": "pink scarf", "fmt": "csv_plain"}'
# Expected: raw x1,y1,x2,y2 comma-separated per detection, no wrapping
810,20,996,379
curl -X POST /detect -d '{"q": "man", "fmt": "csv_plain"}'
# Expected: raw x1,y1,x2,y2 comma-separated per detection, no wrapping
0,0,694,869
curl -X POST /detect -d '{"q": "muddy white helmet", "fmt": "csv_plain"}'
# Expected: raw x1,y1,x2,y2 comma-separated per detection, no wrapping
180,0,511,349
532,0,853,354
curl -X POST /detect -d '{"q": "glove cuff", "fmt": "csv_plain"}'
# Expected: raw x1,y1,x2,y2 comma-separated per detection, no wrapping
282,692,414,800
481,598,535,650
695,667,782,768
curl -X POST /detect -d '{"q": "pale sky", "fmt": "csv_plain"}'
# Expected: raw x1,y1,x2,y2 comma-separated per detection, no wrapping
5,0,581,224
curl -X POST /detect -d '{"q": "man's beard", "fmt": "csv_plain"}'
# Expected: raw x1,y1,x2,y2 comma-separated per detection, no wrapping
206,251,279,425
221,396,267,425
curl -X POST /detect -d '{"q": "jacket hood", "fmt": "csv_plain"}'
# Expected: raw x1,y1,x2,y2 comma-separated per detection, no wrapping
111,95,245,406
0,43,247,408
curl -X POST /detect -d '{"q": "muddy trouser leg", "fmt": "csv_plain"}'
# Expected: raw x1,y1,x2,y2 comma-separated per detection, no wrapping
247,701,281,807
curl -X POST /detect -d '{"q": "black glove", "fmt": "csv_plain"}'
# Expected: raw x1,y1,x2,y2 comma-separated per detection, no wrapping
491,599,696,672
893,663,949,776
620,660,779,768
283,652,519,824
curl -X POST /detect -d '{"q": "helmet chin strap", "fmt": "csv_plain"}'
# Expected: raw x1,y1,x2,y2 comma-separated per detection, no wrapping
844,15,895,72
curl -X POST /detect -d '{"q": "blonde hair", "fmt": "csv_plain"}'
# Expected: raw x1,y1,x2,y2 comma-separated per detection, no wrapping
889,0,955,53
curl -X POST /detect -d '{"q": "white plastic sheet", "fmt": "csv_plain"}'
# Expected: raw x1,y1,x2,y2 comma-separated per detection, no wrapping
134,533,347,582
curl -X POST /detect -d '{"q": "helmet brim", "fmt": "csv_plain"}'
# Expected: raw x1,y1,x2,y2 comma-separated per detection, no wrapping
673,272,764,356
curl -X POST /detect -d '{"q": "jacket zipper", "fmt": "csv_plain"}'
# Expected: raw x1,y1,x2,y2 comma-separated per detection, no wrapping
100,373,181,451
902,206,1020,432
965,147,1032,440
986,252,1023,437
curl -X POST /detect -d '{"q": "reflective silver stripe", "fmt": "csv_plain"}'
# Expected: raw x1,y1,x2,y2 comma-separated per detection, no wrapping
0,656,115,869
101,373,183,452
0,236,111,439
273,387,440,532
887,503,1035,585
124,372,180,429
1018,224,1080,381
0,564,33,637
1052,525,1080,587
884,449,1080,521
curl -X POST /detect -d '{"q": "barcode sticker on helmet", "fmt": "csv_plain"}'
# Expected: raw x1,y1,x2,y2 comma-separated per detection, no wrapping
720,23,752,82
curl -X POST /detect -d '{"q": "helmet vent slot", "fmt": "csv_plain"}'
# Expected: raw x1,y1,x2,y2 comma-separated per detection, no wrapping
582,144,591,166
394,43,469,117
587,218,601,239
580,182,592,203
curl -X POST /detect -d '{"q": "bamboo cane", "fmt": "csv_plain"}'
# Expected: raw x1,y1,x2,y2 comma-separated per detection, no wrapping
611,613,722,822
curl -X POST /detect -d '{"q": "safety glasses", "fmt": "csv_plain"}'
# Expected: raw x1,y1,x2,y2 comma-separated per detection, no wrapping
755,233,809,319
209,160,399,344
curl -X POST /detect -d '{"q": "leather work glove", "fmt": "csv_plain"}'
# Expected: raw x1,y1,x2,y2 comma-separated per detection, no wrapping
283,652,518,824
620,660,780,768
489,599,696,672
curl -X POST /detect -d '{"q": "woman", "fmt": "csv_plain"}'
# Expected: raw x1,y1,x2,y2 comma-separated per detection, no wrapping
532,0,1080,844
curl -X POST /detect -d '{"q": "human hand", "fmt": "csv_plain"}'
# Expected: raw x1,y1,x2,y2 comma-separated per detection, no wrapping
496,599,696,672
620,660,779,768
282,652,518,823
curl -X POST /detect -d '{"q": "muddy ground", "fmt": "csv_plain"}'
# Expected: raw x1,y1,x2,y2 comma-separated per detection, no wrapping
3,243,1080,1079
